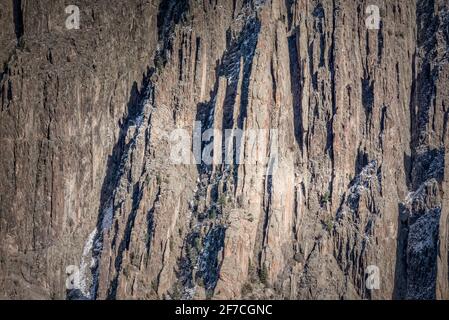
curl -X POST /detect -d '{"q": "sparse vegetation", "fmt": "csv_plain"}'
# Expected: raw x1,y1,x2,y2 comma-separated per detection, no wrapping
209,208,217,219
151,279,158,293
321,191,330,204
155,54,166,71
248,261,259,282
187,247,197,263
205,290,213,300
171,285,182,300
196,276,205,287
324,218,334,233
122,267,129,277
241,282,252,296
259,264,268,285
192,198,199,210
194,236,202,252
218,195,227,207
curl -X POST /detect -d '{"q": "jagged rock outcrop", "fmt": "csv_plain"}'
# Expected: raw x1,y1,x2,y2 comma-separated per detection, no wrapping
0,0,448,300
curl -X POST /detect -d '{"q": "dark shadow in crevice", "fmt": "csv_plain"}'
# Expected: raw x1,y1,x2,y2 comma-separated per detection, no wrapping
176,17,261,297
12,0,24,43
87,67,153,300
354,148,369,177
107,182,143,300
288,32,303,153
403,152,413,190
66,67,153,300
194,17,261,183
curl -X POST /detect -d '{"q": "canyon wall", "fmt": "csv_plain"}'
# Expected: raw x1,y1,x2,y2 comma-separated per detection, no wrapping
0,0,448,300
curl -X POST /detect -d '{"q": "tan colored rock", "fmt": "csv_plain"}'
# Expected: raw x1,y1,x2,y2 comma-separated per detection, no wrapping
1,0,448,300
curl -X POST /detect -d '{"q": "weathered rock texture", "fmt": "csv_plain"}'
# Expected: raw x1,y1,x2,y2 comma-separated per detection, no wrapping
0,0,448,300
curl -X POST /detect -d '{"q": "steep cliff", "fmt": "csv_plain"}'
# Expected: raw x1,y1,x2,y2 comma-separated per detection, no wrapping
0,0,448,300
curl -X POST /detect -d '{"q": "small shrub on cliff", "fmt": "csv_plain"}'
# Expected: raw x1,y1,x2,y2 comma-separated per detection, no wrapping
196,276,205,287
194,237,202,252
218,195,227,207
321,191,330,204
241,282,252,296
324,218,334,233
151,279,158,293
171,285,182,300
259,265,268,285
209,208,217,219
155,54,166,71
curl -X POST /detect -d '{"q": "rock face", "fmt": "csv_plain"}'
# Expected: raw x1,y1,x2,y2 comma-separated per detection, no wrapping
0,0,448,300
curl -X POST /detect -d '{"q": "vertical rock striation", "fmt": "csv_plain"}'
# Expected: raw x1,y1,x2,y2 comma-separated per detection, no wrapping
0,0,448,300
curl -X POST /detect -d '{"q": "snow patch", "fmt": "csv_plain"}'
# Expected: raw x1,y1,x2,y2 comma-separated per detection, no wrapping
78,228,97,298
101,202,114,230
